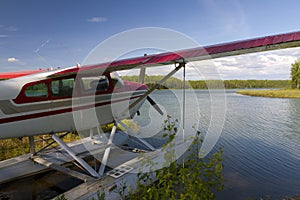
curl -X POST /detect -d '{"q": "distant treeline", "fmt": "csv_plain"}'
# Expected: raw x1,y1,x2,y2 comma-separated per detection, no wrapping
121,75,290,89
190,79,290,89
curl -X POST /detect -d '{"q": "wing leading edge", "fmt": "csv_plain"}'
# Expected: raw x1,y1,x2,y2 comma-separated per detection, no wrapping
2,31,300,79
50,30,300,78
0,70,45,80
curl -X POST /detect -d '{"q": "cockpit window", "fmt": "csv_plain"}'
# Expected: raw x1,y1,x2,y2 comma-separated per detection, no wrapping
24,83,48,97
110,72,124,89
81,76,109,93
111,78,123,89
51,78,75,97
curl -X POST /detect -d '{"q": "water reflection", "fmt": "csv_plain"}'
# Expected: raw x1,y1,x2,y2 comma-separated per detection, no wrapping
149,90,300,199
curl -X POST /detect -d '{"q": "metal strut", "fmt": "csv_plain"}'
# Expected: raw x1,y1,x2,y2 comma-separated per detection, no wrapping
121,62,185,118
98,122,118,176
89,126,101,139
117,120,156,151
51,134,100,178
182,63,186,142
29,136,36,154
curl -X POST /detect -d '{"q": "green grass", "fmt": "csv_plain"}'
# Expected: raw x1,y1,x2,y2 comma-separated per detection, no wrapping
0,133,80,161
0,121,136,161
237,89,300,98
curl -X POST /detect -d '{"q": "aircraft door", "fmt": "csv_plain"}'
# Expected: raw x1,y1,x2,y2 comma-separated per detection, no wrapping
49,77,76,133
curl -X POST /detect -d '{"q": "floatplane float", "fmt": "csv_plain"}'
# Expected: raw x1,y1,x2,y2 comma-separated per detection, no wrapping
1,30,300,199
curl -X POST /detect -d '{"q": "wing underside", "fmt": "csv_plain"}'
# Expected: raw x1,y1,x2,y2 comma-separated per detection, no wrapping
50,31,300,78
2,31,300,79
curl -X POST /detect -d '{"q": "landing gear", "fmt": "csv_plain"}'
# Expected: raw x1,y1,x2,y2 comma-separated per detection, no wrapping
30,121,155,180
98,122,118,176
51,133,100,178
29,136,36,154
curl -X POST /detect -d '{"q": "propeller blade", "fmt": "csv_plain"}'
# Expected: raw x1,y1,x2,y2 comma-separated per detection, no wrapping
146,96,164,116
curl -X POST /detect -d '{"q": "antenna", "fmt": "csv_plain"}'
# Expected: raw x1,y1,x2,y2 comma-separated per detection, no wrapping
61,44,79,66
34,39,53,68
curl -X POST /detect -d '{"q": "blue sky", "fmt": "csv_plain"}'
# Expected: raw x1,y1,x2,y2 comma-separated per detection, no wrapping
1,0,300,79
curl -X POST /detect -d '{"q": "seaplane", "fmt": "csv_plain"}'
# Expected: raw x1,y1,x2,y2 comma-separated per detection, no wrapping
0,30,300,186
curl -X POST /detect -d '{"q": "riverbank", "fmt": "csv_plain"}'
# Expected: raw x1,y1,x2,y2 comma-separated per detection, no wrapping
237,89,300,98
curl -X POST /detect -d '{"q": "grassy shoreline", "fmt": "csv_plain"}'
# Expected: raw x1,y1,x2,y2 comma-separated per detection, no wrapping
0,133,80,161
237,89,300,98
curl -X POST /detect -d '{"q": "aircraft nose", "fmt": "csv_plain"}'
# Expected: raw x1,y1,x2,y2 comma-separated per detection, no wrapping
137,83,148,91
127,81,148,91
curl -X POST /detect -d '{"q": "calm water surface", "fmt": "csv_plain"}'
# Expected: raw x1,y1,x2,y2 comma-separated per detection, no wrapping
0,89,299,199
149,89,300,200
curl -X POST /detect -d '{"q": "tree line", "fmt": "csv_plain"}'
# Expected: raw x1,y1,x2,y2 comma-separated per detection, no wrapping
291,59,300,89
123,58,300,90
121,75,290,89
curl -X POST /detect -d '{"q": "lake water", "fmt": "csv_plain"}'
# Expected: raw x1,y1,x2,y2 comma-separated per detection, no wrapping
0,89,299,199
143,89,300,200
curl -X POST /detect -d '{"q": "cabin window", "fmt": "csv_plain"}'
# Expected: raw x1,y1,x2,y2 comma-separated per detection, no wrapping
111,78,123,89
110,72,124,89
51,78,75,97
81,76,109,93
24,83,48,97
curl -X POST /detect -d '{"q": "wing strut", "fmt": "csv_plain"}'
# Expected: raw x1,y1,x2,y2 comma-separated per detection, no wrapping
138,63,164,116
121,62,185,118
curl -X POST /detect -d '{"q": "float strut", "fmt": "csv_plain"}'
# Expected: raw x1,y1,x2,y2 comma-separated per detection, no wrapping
118,120,155,151
98,122,118,176
29,136,36,154
51,134,100,178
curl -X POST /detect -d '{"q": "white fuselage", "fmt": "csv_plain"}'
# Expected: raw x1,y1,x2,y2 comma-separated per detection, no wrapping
0,70,147,139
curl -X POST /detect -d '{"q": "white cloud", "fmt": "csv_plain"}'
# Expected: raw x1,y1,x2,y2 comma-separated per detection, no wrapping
5,26,18,31
211,47,300,79
87,17,107,23
7,57,19,63
0,35,8,38
119,48,300,80
166,47,300,80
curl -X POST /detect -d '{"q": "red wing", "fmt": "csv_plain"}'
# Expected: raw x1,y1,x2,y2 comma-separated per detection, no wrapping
0,70,45,80
49,31,300,78
2,31,300,79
